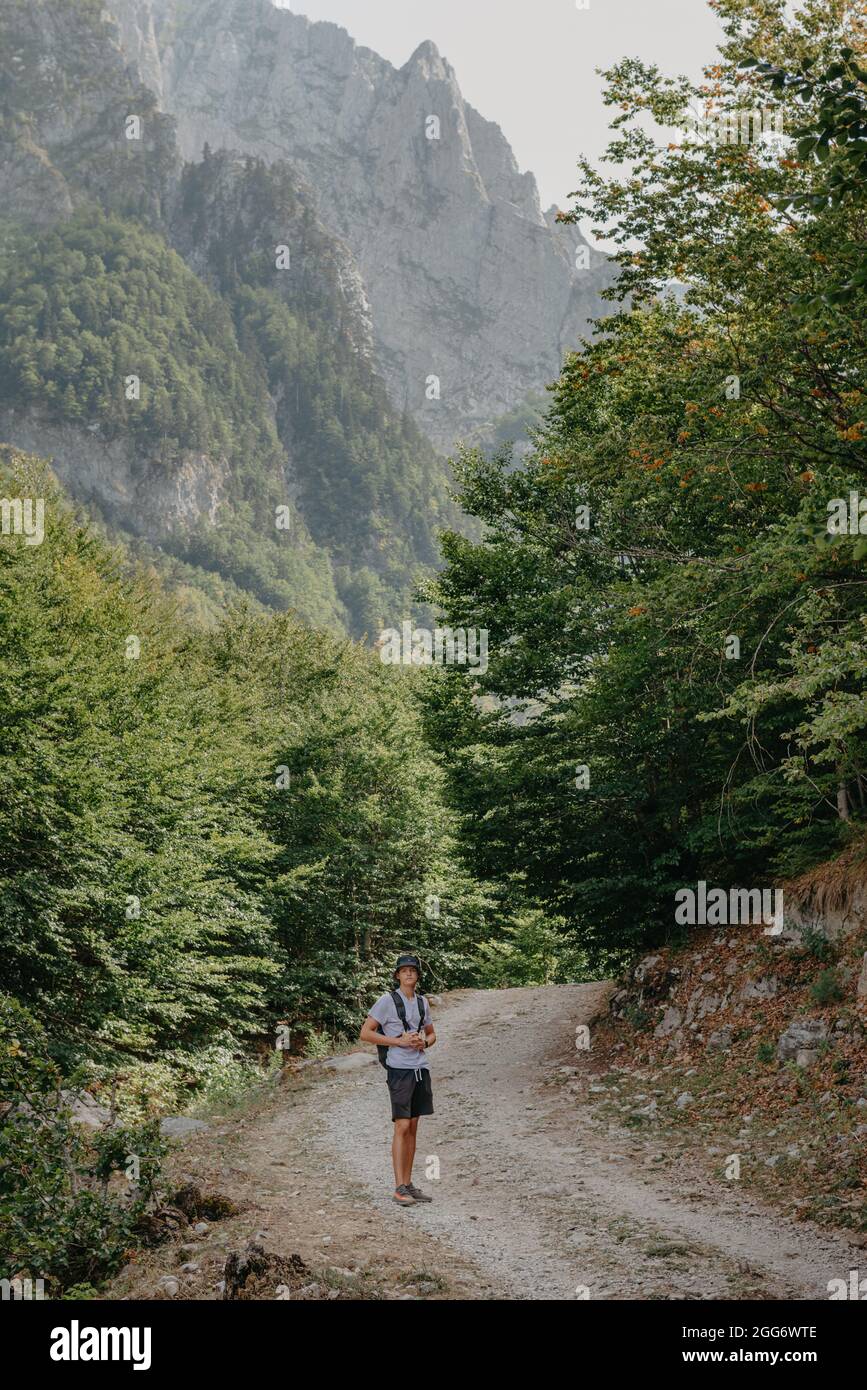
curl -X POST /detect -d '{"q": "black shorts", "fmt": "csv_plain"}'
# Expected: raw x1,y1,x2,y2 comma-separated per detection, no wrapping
386,1066,434,1121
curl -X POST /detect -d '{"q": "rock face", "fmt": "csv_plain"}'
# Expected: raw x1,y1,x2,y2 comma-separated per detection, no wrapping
777,1017,830,1063
110,0,615,447
0,0,178,225
0,410,227,541
0,2,456,631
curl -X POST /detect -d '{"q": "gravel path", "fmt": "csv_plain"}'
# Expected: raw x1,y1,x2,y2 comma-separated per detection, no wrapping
318,984,860,1300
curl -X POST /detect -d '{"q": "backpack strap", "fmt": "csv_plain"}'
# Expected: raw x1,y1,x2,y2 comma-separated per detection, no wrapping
391,989,409,1032
393,988,428,1042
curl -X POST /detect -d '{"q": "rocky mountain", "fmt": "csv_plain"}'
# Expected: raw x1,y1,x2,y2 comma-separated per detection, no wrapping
109,0,614,448
0,0,453,633
0,0,614,632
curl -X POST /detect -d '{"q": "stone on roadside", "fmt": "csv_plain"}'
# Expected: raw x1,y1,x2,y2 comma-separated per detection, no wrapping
160,1116,210,1138
324,1052,377,1072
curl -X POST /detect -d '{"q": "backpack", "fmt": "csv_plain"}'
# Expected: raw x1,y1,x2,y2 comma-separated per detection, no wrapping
374,989,427,1068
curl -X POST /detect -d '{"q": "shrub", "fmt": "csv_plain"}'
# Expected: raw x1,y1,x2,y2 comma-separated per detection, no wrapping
797,923,836,964
0,996,166,1294
187,1041,281,1115
810,969,844,1006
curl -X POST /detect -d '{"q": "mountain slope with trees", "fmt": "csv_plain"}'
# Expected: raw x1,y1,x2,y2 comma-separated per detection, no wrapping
423,0,867,968
0,447,487,1081
0,0,454,634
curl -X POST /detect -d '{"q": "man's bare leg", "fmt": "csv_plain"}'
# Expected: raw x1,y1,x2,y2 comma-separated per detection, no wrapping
392,1118,413,1190
406,1116,419,1184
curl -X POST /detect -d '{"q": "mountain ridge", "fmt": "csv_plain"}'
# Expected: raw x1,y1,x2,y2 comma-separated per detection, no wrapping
111,0,615,447
0,0,453,632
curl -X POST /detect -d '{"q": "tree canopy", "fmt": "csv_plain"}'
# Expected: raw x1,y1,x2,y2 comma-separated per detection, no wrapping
422,0,867,967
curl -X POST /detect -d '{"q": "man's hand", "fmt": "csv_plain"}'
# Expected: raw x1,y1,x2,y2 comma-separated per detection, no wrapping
402,1030,425,1050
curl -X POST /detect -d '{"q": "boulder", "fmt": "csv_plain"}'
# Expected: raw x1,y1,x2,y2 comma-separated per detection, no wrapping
740,976,780,1002
160,1116,210,1138
654,1007,683,1039
63,1090,113,1127
777,1017,830,1062
707,1026,734,1053
323,1051,377,1072
5,1089,114,1129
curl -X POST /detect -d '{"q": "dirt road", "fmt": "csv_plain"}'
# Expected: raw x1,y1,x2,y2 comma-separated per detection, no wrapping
110,983,861,1301
321,984,859,1300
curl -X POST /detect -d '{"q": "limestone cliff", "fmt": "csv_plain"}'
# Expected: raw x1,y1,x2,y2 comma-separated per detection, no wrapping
0,0,450,631
110,0,615,447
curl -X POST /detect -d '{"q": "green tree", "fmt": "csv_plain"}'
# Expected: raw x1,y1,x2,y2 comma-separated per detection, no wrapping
422,0,867,964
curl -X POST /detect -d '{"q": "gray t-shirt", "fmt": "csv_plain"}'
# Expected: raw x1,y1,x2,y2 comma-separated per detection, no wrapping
368,991,431,1069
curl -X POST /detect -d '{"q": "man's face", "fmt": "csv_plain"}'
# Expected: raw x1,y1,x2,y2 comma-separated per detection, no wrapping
398,966,419,990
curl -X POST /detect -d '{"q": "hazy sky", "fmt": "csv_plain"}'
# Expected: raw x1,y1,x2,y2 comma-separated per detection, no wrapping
279,0,727,209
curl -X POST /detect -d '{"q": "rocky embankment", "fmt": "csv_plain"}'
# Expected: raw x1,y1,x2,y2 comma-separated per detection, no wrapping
582,910,867,1238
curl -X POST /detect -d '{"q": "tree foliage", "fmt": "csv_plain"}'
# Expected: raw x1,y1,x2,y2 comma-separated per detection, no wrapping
423,0,867,965
0,451,483,1080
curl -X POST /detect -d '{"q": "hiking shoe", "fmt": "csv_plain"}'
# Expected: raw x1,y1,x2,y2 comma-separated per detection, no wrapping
393,1185,416,1205
406,1183,432,1203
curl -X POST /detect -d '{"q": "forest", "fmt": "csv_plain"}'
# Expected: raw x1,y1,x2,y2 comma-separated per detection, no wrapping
1,0,865,1294
424,4,867,967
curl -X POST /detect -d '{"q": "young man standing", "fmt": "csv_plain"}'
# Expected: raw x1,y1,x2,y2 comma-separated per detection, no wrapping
360,953,436,1206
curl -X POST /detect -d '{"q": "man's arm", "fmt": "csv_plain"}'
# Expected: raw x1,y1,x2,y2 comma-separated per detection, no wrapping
416,1000,436,1050
359,1015,415,1048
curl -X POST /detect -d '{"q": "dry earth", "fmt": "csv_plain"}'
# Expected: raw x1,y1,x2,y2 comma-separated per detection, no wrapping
108,984,863,1301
